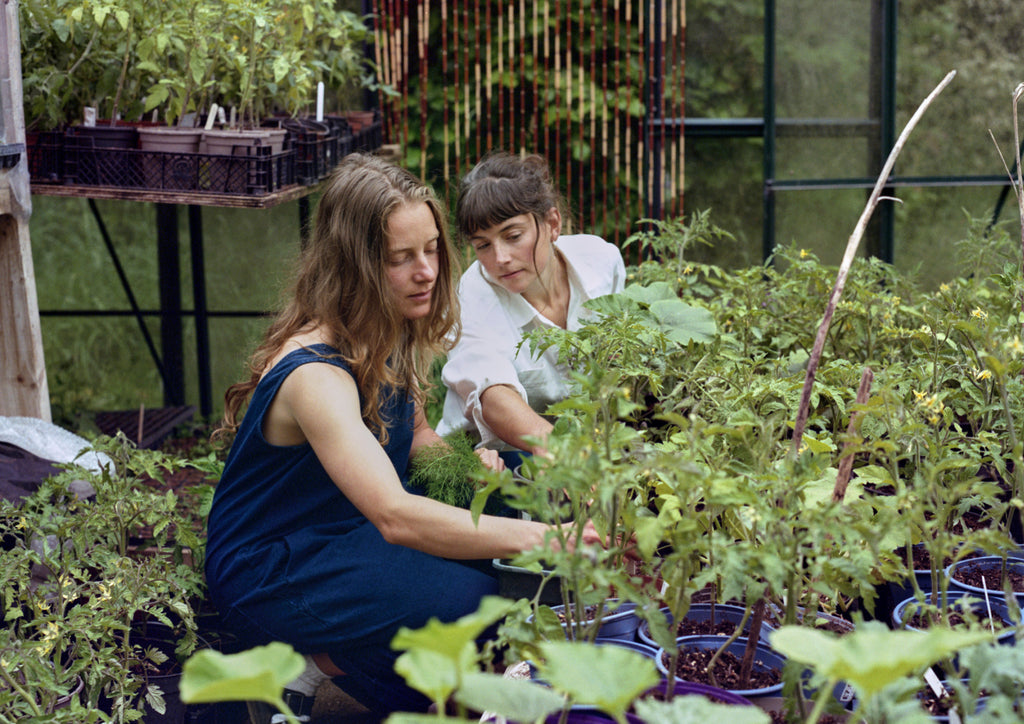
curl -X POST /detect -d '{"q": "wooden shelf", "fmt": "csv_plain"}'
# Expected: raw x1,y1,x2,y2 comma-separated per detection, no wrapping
30,181,321,209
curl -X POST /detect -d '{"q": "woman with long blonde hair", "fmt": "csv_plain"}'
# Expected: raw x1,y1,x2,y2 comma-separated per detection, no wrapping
204,154,600,718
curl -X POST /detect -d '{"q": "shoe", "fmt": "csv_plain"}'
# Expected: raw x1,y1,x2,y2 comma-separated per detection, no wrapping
246,688,315,724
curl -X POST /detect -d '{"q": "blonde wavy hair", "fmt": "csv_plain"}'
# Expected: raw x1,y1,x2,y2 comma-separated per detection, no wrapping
217,154,460,444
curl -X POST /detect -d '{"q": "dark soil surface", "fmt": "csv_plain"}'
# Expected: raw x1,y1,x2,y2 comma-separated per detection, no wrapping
674,617,746,637
905,608,1009,632
661,646,779,691
952,564,1024,593
911,545,983,571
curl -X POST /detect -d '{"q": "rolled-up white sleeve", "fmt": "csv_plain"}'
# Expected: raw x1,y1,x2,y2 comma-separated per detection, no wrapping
436,235,625,449
437,267,529,446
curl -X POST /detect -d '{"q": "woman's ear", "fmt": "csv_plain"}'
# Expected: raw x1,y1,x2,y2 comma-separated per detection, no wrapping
545,207,562,240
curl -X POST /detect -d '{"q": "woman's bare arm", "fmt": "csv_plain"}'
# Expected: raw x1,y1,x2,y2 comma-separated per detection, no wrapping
479,383,554,456
273,362,569,559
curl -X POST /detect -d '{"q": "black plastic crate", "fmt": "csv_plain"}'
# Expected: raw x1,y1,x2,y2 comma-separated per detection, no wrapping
279,119,337,185
64,125,141,188
196,145,296,196
62,144,295,195
27,131,65,183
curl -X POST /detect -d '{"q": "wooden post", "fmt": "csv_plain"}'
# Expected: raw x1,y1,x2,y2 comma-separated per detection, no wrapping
0,1,50,420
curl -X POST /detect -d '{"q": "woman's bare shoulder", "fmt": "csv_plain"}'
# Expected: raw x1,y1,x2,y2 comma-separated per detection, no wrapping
263,328,335,374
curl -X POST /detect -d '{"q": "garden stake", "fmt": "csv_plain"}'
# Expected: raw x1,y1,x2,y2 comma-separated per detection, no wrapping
988,82,1024,339
790,70,957,457
981,576,995,635
832,367,874,503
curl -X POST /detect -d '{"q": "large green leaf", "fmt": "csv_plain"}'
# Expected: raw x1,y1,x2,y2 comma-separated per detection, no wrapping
391,596,514,658
454,672,565,721
179,642,304,705
538,641,660,716
393,649,463,702
633,694,771,724
622,281,676,306
769,621,994,702
649,298,717,344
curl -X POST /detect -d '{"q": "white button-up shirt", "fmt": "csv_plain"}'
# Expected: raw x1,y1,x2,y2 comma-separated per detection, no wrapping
437,234,626,450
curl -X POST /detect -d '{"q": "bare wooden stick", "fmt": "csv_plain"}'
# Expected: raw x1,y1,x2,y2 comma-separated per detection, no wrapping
832,367,874,503
790,70,957,457
988,82,1024,339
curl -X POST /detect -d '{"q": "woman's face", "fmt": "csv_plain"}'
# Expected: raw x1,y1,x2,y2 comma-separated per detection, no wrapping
467,208,560,296
384,201,440,320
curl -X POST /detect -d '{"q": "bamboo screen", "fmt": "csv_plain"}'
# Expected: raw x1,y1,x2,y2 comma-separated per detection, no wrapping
370,0,686,246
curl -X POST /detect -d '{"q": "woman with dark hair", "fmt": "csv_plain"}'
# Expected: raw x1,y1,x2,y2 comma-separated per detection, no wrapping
204,154,601,719
437,151,626,463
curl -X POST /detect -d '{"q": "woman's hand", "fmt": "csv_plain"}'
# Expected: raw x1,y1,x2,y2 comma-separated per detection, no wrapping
474,447,506,472
554,520,638,560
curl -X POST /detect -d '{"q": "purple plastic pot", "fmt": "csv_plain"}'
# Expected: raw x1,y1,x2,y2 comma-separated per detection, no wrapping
641,678,753,707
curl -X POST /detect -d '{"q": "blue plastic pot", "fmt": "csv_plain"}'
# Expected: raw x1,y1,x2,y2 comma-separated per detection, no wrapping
551,599,640,641
596,637,659,659
892,590,1020,645
946,555,1024,605
654,635,785,699
636,603,776,649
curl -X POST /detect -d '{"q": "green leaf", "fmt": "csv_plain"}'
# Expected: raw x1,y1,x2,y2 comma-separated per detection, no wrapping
769,621,995,702
633,694,771,724
623,281,676,305
393,648,462,701
391,596,514,658
538,641,660,715
454,672,565,721
144,86,170,113
649,299,717,344
179,642,304,705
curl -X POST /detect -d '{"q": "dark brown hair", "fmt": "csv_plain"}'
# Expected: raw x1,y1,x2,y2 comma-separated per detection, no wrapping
455,151,566,240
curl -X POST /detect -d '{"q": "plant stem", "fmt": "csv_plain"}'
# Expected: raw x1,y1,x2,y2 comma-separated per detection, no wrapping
791,70,957,456
804,680,839,724
997,382,1023,503
0,668,43,718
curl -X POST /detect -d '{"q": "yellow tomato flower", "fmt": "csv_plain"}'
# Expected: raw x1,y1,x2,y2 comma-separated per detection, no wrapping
971,308,988,321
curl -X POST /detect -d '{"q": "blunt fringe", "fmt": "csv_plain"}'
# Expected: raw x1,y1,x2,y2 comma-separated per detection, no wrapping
455,151,566,240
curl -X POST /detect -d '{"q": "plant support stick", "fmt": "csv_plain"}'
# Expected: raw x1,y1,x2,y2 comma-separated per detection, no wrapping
791,70,957,456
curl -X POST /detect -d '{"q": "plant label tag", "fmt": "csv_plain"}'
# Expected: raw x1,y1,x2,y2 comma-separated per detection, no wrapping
923,668,945,698
84,107,96,127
